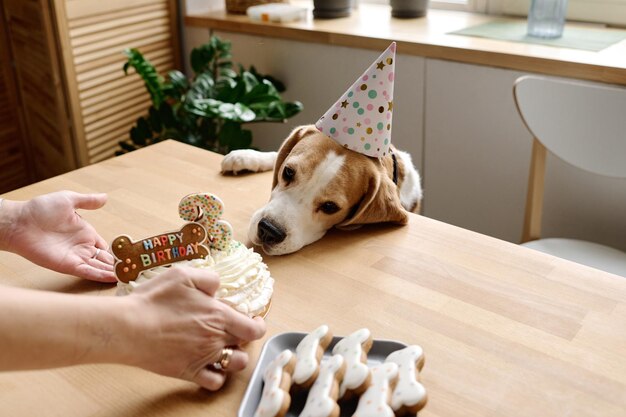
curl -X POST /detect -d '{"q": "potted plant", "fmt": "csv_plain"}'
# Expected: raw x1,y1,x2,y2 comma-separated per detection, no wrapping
118,35,303,154
313,0,352,18
390,0,429,18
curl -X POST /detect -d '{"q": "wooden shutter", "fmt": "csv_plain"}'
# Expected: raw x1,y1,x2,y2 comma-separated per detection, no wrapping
53,0,181,164
0,3,32,192
2,0,76,182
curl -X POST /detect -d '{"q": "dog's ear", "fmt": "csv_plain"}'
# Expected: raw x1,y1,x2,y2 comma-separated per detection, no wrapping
338,172,408,228
272,125,317,189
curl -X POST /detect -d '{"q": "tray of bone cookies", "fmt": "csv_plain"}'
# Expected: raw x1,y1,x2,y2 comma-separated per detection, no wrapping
239,325,427,417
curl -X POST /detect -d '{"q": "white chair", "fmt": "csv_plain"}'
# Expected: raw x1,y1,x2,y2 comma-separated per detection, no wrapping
513,75,626,278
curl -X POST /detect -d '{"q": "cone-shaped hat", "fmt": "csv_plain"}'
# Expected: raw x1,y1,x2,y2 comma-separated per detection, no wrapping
315,42,396,158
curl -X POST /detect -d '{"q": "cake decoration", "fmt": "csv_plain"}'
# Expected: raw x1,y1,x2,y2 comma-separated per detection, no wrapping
179,193,233,252
114,192,274,318
315,42,396,158
111,223,209,283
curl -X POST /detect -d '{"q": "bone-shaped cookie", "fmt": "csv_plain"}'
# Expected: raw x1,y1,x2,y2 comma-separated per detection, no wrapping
293,324,333,387
254,349,296,417
299,354,345,417
331,328,373,398
179,193,233,252
111,223,209,283
385,345,427,415
352,362,399,417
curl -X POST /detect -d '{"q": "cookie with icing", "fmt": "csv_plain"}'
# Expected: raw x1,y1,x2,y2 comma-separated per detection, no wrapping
330,328,373,399
352,362,399,417
299,354,345,417
254,350,296,417
293,325,333,388
385,345,427,415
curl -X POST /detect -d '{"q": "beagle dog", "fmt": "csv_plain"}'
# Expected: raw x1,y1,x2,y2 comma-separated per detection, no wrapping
221,125,422,255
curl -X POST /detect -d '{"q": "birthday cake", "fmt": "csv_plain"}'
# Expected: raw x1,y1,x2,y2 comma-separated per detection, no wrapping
113,193,274,317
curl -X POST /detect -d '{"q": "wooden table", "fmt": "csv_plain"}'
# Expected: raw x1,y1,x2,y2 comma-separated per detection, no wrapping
1,140,625,416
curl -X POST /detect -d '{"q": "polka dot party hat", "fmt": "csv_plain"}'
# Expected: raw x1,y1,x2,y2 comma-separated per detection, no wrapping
315,42,396,158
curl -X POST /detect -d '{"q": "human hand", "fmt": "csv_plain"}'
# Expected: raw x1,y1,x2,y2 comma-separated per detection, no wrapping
125,266,266,390
1,191,116,282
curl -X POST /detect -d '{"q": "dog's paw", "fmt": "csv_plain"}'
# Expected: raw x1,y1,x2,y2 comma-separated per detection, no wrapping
221,150,277,174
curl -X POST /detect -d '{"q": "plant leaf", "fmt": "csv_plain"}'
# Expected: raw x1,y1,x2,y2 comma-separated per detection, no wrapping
148,106,162,132
191,44,215,74
123,48,165,108
218,121,251,150
164,70,189,98
241,71,259,93
158,102,177,128
216,102,255,122
284,101,304,118
216,79,246,103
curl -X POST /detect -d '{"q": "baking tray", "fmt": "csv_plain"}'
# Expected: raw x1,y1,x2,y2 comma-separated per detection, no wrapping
238,331,408,417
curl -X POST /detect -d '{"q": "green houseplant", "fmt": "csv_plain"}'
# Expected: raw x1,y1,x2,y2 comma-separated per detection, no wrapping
119,35,303,154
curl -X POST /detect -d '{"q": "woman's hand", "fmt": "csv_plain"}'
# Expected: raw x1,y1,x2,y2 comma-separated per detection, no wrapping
1,191,116,282
126,266,266,390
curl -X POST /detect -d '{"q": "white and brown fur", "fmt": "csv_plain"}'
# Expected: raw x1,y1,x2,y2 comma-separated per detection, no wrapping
221,125,422,255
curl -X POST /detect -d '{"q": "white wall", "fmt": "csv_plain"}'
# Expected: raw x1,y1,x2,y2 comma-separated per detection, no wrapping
424,59,626,251
185,30,426,170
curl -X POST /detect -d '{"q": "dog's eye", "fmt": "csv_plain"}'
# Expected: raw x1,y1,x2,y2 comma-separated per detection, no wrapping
319,201,340,215
282,166,295,182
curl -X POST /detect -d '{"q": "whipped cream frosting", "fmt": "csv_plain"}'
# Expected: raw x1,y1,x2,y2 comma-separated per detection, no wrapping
116,241,273,317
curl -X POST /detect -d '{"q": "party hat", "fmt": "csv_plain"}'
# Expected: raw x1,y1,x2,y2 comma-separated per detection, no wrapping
315,42,396,158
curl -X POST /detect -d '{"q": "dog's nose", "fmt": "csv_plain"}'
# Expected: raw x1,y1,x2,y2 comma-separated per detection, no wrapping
258,218,286,245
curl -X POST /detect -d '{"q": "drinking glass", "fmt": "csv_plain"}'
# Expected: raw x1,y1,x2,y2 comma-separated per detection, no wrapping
527,0,569,39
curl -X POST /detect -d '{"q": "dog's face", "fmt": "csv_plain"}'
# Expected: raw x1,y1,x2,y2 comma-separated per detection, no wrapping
249,125,408,255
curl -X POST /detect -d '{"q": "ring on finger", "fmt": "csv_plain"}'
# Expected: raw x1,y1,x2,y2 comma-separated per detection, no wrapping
92,248,101,259
212,347,234,371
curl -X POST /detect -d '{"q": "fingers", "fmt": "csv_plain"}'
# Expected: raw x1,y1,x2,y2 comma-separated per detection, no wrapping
209,347,248,372
182,267,221,297
216,348,249,373
192,349,250,390
95,247,115,266
69,192,108,211
222,307,267,343
86,257,114,272
93,233,110,254
75,263,117,283
192,368,227,391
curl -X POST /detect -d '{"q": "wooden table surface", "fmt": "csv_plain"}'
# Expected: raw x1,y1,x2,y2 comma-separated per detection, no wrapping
1,140,625,416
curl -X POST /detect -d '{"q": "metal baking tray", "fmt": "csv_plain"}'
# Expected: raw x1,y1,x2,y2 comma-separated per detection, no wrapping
238,331,408,417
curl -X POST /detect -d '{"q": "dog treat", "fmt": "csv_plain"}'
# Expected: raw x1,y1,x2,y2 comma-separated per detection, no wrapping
331,328,373,398
254,349,296,417
385,345,427,415
351,362,399,417
293,325,333,387
179,193,233,252
111,223,209,283
299,354,345,417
